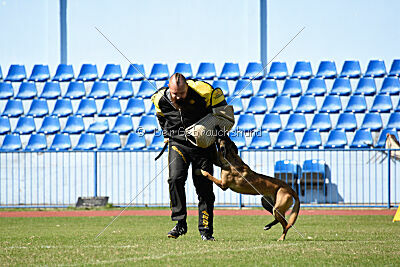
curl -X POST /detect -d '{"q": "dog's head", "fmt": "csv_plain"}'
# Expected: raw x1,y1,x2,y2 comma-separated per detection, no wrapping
215,130,238,159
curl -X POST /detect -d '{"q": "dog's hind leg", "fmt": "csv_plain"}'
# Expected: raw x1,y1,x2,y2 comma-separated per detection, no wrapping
261,196,279,230
274,188,293,241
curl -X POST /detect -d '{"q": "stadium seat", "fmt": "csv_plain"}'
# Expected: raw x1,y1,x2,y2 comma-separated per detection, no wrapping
295,95,317,113
301,160,329,196
0,82,14,99
305,78,327,96
370,94,392,113
62,116,85,134
315,60,337,79
75,99,97,117
148,132,165,150
324,129,347,148
226,97,243,114
270,95,293,114
340,60,362,78
256,79,278,97
330,78,352,96
112,81,134,99
40,82,61,99
25,134,47,151
246,96,268,114
74,133,97,150
396,99,400,112
52,99,73,117
29,64,50,82
281,78,302,97
335,113,357,131
386,113,400,130
77,64,98,81
138,115,159,133
354,77,376,96
124,63,145,81
64,81,86,99
248,131,271,149
88,81,110,99
364,59,386,78
123,132,146,150
147,104,156,115
212,80,229,96
291,61,313,79
389,59,400,77
53,64,74,81
174,63,193,79
261,114,282,132
2,99,24,117
101,64,122,81
379,77,400,95
195,62,216,80
16,82,37,99
0,117,11,134
285,113,307,132
274,160,301,190
319,95,342,113
98,98,121,117
13,116,36,134
86,120,109,134
123,98,146,116
273,130,296,149
232,80,253,98
111,115,134,134
99,133,121,150
136,80,157,99
235,114,257,132
299,130,322,149
148,63,169,80
0,65,2,80
345,95,367,113
5,64,26,82
38,116,61,134
350,129,373,148
1,134,22,151
27,99,49,117
49,134,72,151
376,128,399,148
309,113,332,132
228,132,246,149
242,62,264,80
267,62,288,80
219,63,240,80
360,113,383,131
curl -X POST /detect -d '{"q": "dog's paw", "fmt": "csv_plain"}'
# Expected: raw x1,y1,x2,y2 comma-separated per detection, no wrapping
264,225,271,231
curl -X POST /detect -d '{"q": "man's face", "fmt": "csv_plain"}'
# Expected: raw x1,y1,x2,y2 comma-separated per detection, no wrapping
169,81,188,108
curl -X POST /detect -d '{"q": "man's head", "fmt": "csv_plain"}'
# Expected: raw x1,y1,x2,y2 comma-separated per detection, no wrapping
169,73,188,108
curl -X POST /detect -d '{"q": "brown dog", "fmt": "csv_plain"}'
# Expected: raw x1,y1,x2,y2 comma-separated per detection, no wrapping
200,134,300,241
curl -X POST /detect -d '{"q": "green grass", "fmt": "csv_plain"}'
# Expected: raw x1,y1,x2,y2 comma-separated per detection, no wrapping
1,214,399,266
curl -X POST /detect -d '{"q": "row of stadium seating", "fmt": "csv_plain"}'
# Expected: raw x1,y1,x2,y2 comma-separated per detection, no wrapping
1,59,400,82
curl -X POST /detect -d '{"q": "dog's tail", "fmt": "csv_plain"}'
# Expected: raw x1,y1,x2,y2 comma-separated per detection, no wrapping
286,188,300,230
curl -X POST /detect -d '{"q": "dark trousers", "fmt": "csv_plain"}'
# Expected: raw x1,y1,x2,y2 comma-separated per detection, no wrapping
168,140,215,234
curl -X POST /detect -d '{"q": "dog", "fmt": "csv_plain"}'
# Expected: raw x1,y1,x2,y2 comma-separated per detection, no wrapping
200,133,300,241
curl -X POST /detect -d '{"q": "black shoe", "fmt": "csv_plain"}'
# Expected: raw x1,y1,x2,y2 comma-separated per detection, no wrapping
200,232,215,241
167,222,187,239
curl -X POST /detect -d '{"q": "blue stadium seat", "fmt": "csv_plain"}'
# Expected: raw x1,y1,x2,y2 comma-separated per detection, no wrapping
285,113,307,132
25,134,47,151
77,64,98,81
261,114,282,132
113,81,134,99
387,113,400,130
52,99,73,117
87,120,109,134
136,80,157,99
320,95,342,113
38,116,60,134
219,63,240,80
295,95,317,113
50,134,71,151
123,132,146,150
123,98,146,116
99,98,121,117
174,63,193,79
330,78,352,96
62,116,85,134
226,97,243,114
350,129,373,148
246,97,268,114
299,130,322,149
125,64,145,81
74,133,97,150
340,60,361,78
248,131,271,149
267,62,288,80
5,64,26,82
148,132,165,150
64,81,86,99
364,59,386,78
274,160,301,189
14,116,36,134
99,133,121,150
270,95,293,114
379,77,400,95
360,113,382,131
281,78,302,97
345,95,367,113
396,99,400,112
305,78,327,96
0,65,2,80
27,99,49,117
354,77,376,96
376,128,399,148
242,62,264,80
315,60,337,79
147,104,156,115
335,113,357,131
0,117,11,134
53,64,74,81
138,115,159,133
389,59,400,77
195,62,216,80
111,115,134,134
2,99,24,117
232,80,253,98
0,82,14,99
235,114,257,132
324,129,347,148
29,64,50,82
75,99,97,117
148,63,169,80
309,113,332,132
228,132,246,149
301,160,329,195
273,130,296,149
212,80,229,96
16,82,37,99
88,81,110,99
40,82,61,99
101,64,122,81
291,61,313,79
256,79,278,97
1,134,22,151
370,94,392,113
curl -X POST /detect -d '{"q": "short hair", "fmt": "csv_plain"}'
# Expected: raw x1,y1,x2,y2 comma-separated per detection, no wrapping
171,73,186,88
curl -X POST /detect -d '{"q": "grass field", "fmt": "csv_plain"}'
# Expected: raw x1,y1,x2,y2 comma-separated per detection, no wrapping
1,214,399,266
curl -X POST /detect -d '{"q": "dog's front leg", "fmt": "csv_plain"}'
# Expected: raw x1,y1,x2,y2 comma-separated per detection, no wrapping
200,170,228,191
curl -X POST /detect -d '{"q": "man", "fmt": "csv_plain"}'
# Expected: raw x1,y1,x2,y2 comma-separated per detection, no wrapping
151,73,228,241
